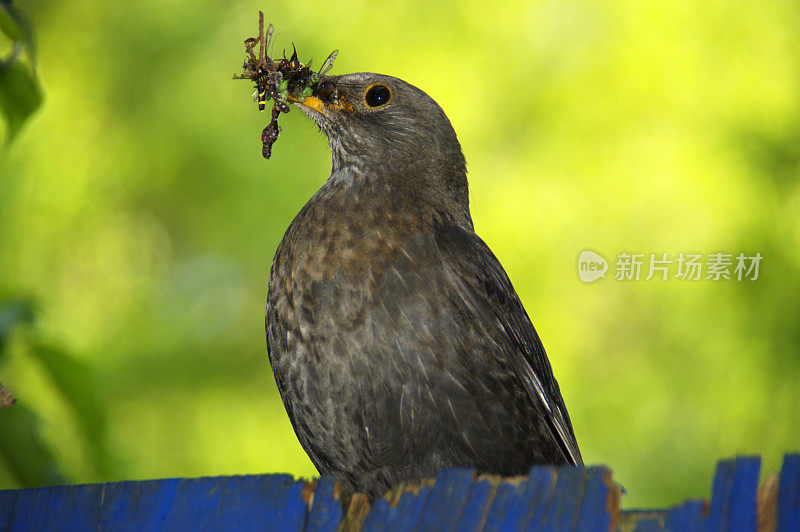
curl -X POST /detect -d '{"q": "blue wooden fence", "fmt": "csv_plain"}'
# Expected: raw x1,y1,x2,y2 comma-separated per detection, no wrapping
1,454,798,530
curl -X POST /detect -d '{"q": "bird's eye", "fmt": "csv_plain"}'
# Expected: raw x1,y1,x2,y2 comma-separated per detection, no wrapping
364,84,392,108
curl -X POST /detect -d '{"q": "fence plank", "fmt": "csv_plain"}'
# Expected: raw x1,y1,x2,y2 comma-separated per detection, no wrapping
482,480,525,532
306,477,342,532
455,478,494,532
3,483,101,532
498,467,557,531
707,459,736,532
416,468,474,531
534,466,585,531
727,457,760,531
664,500,705,532
2,454,797,531
98,478,179,531
362,485,431,531
576,467,614,532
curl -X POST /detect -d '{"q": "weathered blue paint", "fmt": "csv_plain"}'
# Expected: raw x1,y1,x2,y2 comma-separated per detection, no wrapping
481,480,524,531
362,485,431,531
576,467,613,532
522,466,558,531
493,467,551,531
415,468,474,531
305,477,342,532
1,454,798,531
664,500,705,532
727,457,760,531
0,474,307,532
539,466,585,530
705,456,761,532
455,477,493,532
632,517,662,532
99,478,180,531
4,483,101,532
706,459,737,532
500,466,545,530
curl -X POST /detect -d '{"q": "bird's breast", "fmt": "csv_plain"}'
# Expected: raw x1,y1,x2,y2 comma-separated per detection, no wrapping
284,186,424,282
268,183,436,348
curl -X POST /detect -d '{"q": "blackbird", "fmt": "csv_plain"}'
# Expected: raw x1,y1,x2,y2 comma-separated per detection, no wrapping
265,73,582,499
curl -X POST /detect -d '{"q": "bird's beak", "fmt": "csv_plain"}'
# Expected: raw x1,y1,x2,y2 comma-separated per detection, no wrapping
288,95,327,115
288,92,353,116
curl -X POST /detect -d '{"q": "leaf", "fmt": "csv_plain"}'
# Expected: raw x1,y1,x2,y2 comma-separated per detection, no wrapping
0,61,42,145
0,2,36,68
0,401,65,487
0,298,34,357
0,6,21,41
29,342,110,476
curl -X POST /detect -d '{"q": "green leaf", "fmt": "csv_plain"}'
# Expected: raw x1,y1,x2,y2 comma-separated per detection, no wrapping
30,342,110,476
0,298,34,356
0,7,22,41
0,401,65,487
0,2,36,68
0,61,42,145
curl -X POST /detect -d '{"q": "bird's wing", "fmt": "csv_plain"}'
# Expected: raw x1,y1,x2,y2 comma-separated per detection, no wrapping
433,221,583,466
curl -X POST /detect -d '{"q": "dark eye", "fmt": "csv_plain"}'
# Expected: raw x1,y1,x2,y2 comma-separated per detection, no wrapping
364,84,392,108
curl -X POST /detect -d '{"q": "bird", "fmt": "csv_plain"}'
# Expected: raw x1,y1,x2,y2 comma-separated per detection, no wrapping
265,72,582,499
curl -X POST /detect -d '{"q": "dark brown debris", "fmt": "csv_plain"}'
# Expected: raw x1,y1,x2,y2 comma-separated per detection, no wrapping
0,381,15,409
234,11,338,159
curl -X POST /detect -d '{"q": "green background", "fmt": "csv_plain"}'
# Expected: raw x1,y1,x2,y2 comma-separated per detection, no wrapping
1,0,799,508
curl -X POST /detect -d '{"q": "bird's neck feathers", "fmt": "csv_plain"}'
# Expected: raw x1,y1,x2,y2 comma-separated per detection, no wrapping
325,128,473,231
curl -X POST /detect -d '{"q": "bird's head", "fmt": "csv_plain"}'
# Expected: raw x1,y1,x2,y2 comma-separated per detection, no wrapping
290,73,471,225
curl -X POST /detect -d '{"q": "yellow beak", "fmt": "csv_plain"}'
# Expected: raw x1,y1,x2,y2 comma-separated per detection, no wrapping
289,95,326,114
289,94,353,114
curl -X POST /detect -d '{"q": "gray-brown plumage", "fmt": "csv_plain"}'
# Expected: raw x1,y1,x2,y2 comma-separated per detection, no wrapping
265,73,582,499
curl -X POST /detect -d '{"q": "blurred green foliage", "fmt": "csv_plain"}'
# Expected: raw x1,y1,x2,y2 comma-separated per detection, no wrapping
0,297,109,487
0,1,41,145
0,0,798,509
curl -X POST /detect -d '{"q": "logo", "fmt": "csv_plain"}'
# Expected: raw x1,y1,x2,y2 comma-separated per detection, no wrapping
578,250,608,283
576,250,762,282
